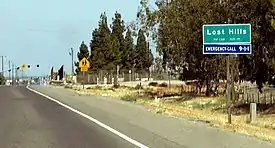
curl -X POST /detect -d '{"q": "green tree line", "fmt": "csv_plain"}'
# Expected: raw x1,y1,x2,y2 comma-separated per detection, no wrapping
74,0,275,96
75,11,154,76
134,0,275,95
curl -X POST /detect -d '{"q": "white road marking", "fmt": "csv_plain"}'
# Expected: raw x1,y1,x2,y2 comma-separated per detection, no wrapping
26,86,149,148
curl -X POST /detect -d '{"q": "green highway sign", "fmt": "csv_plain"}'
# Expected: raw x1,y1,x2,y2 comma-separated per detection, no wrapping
203,24,251,44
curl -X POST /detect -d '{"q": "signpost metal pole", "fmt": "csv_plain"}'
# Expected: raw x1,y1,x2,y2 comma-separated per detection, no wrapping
227,12,232,124
8,60,11,81
82,71,84,89
226,55,232,123
11,64,14,86
79,57,90,90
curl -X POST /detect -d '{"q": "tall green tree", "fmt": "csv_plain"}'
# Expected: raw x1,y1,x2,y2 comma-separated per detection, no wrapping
136,0,226,95
90,28,99,70
91,12,112,71
75,41,89,74
152,57,164,79
231,0,275,92
137,0,275,94
124,29,135,70
135,29,153,78
111,11,125,67
106,36,120,70
135,29,147,72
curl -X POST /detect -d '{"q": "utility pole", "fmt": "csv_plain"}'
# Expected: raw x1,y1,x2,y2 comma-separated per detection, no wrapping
69,48,74,76
0,56,4,76
21,69,23,80
15,66,18,85
8,60,11,80
11,64,14,85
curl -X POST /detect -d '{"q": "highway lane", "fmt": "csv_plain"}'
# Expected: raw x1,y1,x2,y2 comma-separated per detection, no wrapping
0,86,139,148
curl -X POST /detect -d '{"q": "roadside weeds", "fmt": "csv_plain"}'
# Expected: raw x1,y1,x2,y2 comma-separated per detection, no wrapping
64,84,275,142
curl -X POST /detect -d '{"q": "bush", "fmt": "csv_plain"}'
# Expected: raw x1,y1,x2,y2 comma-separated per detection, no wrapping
0,73,5,85
119,85,135,90
64,85,72,89
148,82,158,87
159,82,168,87
113,84,120,88
121,95,137,102
135,83,143,89
95,85,102,89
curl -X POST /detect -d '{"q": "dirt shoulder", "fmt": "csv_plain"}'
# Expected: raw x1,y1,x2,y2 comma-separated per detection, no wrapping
67,83,275,142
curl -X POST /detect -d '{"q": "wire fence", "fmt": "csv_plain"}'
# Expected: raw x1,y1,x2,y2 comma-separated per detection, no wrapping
76,68,180,85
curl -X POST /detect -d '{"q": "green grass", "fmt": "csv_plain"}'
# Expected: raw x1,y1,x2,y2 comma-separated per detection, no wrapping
191,96,226,110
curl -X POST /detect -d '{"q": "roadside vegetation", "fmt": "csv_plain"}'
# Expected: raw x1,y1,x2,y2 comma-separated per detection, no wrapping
64,82,275,141
0,73,6,85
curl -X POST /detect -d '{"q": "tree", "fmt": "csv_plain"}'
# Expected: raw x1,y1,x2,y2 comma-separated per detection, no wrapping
75,41,89,74
111,11,125,67
136,0,228,96
146,44,154,80
230,0,275,92
90,28,99,70
135,29,153,78
124,28,135,70
152,57,164,79
136,0,275,94
106,36,120,70
0,73,5,85
91,12,112,71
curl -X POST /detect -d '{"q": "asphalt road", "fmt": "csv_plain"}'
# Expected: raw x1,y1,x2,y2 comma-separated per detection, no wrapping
0,86,138,148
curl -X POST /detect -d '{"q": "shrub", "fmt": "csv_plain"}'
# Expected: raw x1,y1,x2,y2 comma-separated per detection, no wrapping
148,82,158,87
159,82,168,87
64,85,72,89
113,84,120,88
95,85,102,89
135,83,143,89
121,95,137,102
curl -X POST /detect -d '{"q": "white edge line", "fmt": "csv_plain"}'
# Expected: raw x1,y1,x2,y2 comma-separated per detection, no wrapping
26,86,149,148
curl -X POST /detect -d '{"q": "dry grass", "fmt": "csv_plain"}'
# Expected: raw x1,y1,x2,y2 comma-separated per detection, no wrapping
71,85,275,141
137,98,275,141
73,86,138,98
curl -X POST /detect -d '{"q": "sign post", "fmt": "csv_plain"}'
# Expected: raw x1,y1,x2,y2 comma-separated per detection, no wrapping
21,64,27,81
203,24,252,124
79,57,90,89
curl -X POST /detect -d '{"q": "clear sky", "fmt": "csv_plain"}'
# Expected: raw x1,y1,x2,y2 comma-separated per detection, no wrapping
0,0,141,77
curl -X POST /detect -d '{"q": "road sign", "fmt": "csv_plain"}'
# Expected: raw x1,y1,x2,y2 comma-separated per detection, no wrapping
21,64,26,69
203,24,252,54
80,67,88,72
203,24,251,44
79,57,90,68
203,44,252,54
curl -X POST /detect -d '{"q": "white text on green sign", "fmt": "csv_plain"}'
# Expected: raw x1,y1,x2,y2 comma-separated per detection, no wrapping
203,24,251,44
